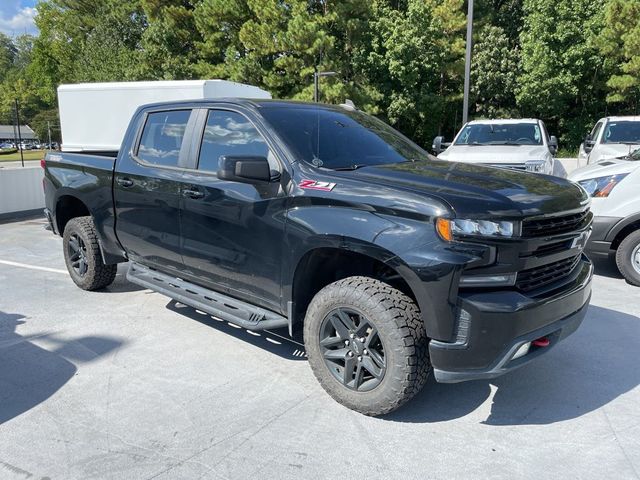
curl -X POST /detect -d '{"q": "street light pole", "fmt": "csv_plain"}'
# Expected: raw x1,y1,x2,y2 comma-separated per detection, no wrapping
313,70,337,103
314,71,319,103
462,0,474,126
14,99,24,167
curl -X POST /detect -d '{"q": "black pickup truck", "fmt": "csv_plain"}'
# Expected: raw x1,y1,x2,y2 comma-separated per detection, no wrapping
44,99,593,415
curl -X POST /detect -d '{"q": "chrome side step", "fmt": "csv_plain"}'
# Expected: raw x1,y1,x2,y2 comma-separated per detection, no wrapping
126,262,288,331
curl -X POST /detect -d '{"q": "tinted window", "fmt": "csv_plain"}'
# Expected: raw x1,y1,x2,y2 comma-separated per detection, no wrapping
591,121,603,140
259,106,430,170
137,110,190,167
454,123,542,145
198,110,270,171
602,121,640,144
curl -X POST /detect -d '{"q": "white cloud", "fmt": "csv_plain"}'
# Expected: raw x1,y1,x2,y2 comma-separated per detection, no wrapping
0,7,37,36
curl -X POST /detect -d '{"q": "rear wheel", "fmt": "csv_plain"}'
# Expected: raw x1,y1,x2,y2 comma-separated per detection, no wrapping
63,216,117,290
616,230,640,286
304,276,430,416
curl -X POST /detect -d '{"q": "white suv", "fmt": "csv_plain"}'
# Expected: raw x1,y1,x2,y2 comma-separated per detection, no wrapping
579,116,640,166
433,119,560,176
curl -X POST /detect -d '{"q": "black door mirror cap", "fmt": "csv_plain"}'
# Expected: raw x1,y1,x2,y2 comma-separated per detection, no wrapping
218,155,274,184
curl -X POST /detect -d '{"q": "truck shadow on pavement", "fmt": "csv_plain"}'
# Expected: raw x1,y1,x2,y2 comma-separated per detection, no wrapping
165,300,308,361
0,311,125,425
386,304,640,425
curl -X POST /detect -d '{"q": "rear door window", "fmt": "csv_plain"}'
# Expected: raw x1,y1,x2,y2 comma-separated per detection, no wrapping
137,110,191,167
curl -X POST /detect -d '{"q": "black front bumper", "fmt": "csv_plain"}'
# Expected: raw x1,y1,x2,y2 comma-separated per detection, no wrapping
430,255,593,383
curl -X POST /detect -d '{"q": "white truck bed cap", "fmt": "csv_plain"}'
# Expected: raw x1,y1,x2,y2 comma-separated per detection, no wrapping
58,80,272,152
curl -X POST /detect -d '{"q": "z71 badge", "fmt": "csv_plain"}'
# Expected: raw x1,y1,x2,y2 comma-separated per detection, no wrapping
299,180,337,191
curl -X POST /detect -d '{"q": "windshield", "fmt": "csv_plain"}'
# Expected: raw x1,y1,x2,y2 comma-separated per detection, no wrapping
454,123,543,146
259,106,431,170
602,121,640,144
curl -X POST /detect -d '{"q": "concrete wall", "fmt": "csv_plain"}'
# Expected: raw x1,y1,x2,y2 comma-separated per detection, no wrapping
0,166,44,218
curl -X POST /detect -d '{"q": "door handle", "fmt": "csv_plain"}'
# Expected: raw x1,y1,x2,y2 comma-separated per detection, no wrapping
117,177,134,188
182,187,205,199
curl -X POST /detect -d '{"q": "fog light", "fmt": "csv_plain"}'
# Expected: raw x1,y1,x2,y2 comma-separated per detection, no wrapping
512,342,531,360
459,273,516,287
455,308,471,345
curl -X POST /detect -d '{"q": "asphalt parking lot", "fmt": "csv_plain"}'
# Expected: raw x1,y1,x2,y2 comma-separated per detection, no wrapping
1,217,639,480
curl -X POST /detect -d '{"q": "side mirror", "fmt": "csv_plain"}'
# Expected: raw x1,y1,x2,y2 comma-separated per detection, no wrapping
432,136,447,155
584,134,595,153
549,135,558,155
217,155,275,184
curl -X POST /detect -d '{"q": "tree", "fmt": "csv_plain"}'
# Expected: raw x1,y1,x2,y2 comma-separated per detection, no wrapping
471,25,520,118
517,0,607,147
0,33,17,83
138,0,200,80
597,0,640,112
366,0,466,143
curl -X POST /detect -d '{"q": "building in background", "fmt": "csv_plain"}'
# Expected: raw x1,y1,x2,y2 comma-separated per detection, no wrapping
0,125,38,145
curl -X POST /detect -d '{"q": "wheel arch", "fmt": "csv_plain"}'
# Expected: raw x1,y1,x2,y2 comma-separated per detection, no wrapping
287,240,428,334
55,194,91,236
608,214,640,250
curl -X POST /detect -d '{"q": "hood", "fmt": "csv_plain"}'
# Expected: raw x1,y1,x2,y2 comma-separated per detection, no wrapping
590,143,640,163
569,157,640,182
346,159,588,219
438,145,550,164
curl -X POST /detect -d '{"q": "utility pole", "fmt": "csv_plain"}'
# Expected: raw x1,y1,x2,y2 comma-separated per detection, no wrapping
462,0,474,125
14,99,24,167
47,121,52,150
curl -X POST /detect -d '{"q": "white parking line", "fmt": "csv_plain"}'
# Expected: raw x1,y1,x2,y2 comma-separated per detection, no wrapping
0,259,67,275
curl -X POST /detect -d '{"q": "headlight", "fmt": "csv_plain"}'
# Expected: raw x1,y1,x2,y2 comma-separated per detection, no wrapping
578,174,628,197
525,159,551,174
436,218,518,241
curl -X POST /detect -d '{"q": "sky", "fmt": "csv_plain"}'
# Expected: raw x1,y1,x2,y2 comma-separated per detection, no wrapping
0,0,38,37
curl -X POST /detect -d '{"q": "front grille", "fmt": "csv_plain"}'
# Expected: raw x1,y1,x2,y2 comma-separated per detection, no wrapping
522,210,591,237
516,255,581,292
487,163,527,171
521,239,570,258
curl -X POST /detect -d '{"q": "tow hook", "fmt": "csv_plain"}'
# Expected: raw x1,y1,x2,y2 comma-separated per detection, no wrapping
532,337,550,348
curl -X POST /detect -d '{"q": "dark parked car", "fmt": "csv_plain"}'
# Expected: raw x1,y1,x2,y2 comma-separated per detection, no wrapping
44,99,593,415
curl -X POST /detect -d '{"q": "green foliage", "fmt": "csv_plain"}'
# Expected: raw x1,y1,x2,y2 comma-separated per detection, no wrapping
471,25,520,118
517,0,607,146
0,0,639,150
367,0,466,142
597,0,640,110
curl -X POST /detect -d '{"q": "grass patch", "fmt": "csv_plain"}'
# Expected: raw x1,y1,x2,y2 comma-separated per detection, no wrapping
0,149,46,162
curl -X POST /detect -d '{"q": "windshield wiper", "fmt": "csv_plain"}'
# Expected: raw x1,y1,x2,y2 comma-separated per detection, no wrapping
332,164,368,171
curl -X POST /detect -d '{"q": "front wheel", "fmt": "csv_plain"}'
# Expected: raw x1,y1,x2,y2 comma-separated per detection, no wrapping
303,276,430,416
615,230,640,286
63,216,117,291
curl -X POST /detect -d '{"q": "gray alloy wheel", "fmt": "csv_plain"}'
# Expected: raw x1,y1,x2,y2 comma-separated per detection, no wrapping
63,216,117,290
304,276,430,416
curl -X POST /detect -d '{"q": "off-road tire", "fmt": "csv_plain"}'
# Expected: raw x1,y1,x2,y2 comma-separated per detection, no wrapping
304,276,430,416
615,230,640,286
63,216,117,290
